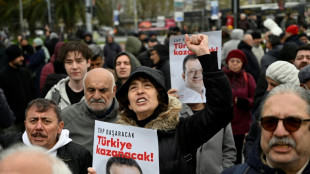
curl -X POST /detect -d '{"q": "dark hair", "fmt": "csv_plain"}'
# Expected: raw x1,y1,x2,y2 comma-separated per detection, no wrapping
151,45,169,61
106,157,142,174
57,41,93,63
182,54,197,73
25,98,61,123
267,34,281,47
294,44,310,60
278,42,298,61
118,76,168,119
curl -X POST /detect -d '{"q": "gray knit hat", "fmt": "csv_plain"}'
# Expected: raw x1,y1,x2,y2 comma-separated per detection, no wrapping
266,61,300,85
298,64,310,84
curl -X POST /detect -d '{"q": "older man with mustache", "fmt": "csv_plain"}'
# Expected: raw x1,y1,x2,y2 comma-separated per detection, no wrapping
222,84,310,174
0,98,92,174
61,68,119,154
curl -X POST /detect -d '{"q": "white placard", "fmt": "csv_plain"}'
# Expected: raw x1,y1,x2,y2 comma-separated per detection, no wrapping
169,31,222,103
93,121,159,174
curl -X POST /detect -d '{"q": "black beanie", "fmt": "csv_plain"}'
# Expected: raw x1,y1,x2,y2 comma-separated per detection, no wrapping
6,44,22,62
251,31,261,39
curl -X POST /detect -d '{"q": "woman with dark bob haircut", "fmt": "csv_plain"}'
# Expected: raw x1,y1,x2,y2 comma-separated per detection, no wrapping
88,34,233,174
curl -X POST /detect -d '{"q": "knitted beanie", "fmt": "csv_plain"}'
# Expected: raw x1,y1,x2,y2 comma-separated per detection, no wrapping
226,49,247,68
298,64,310,84
6,44,22,62
266,61,299,85
286,25,299,35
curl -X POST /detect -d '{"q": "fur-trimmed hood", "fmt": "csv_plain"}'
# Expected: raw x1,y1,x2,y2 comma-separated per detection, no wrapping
116,96,182,131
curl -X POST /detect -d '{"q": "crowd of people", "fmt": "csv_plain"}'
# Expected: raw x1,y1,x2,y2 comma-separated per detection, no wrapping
0,13,310,174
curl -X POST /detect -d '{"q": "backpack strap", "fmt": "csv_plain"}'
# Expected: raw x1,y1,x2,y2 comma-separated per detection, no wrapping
233,163,250,174
243,71,248,85
51,90,61,104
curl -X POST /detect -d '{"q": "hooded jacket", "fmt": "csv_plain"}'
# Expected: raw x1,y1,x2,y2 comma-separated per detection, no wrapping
222,29,244,65
125,36,142,57
113,51,141,91
116,52,233,174
103,35,122,69
45,76,81,110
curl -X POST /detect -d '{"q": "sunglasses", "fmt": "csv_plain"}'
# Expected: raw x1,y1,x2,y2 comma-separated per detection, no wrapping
260,116,310,132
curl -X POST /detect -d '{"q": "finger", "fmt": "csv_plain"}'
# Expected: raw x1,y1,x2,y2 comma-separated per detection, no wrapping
168,88,178,94
184,34,191,47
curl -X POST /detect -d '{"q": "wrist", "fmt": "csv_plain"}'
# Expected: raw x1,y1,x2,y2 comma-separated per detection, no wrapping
196,49,210,56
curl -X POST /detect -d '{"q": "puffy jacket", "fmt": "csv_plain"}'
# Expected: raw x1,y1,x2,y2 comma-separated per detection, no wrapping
117,52,233,174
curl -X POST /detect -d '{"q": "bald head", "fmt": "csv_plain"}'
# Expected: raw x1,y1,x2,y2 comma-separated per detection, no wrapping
0,145,71,174
84,68,115,89
243,34,254,47
83,68,116,115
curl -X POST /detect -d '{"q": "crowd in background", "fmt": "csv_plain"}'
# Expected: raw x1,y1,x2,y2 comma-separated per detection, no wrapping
0,11,310,174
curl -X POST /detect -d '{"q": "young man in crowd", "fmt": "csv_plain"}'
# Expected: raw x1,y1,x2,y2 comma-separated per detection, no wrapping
45,41,92,110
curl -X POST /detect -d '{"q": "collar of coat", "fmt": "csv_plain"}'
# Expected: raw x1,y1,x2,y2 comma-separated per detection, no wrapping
117,96,182,131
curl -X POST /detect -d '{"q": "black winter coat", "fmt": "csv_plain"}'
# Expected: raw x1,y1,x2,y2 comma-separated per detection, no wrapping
117,52,233,174
238,41,260,82
0,66,35,124
155,59,171,91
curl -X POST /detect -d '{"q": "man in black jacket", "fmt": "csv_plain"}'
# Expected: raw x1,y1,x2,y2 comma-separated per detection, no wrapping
238,34,260,82
0,98,92,174
0,44,35,133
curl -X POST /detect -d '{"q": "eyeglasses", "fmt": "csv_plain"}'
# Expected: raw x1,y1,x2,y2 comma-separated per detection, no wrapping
260,116,310,132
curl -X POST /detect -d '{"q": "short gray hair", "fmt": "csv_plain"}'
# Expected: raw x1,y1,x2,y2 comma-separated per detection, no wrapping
0,144,72,174
260,84,310,118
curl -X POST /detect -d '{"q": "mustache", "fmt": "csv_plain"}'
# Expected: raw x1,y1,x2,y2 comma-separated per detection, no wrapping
299,62,309,68
31,132,47,138
89,98,105,104
268,137,296,148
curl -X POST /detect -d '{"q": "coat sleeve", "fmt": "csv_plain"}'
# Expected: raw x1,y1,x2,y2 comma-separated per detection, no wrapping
247,73,256,108
178,51,233,152
221,123,237,169
0,88,15,128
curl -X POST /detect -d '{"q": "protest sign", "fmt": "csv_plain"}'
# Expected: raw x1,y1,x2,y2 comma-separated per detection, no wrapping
93,121,159,174
169,31,222,103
